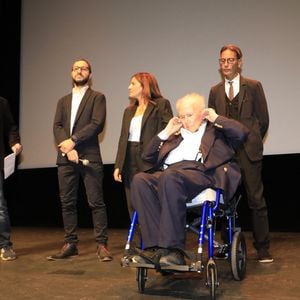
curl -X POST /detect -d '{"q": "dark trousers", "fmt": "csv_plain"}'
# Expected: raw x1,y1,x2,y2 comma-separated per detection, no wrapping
237,149,270,251
0,172,12,248
123,142,145,218
131,167,213,250
57,163,108,245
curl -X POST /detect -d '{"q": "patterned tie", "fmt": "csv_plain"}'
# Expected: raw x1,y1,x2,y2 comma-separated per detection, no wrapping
228,81,234,100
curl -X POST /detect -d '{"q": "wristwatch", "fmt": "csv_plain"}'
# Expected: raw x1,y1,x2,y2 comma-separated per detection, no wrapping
71,135,78,145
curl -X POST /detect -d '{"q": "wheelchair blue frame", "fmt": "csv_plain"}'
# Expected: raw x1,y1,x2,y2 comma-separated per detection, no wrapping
121,188,247,300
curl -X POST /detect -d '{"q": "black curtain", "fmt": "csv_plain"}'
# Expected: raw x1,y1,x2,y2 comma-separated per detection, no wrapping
0,0,21,122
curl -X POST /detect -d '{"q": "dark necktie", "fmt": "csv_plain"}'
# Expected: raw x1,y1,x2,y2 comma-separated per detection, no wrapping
228,81,234,100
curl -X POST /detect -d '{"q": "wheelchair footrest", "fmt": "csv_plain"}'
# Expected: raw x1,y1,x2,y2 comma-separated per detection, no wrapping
121,256,155,269
160,264,190,272
122,256,205,273
128,262,156,269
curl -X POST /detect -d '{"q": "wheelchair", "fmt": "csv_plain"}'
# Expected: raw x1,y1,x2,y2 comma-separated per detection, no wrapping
121,187,247,300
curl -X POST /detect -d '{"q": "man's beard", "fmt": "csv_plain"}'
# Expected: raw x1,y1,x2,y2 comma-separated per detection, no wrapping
73,77,90,86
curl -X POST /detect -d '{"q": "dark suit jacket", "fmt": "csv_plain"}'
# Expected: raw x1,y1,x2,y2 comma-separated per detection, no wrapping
53,88,106,164
208,76,269,161
142,116,249,201
114,98,173,173
0,97,21,170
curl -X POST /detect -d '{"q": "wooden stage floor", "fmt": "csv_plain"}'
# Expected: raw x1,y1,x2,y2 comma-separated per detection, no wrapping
0,228,299,300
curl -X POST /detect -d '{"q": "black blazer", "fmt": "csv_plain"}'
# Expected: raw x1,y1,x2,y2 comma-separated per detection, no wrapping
114,98,173,173
53,88,106,164
0,97,21,170
208,76,269,161
142,116,249,201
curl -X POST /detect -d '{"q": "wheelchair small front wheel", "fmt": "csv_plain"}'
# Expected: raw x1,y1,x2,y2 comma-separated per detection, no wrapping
230,231,247,281
136,267,147,293
206,260,218,300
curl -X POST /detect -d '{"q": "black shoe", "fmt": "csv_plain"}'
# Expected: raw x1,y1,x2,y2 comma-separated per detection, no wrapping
129,247,168,265
257,249,274,263
215,245,229,260
159,249,185,267
129,247,162,265
47,243,78,260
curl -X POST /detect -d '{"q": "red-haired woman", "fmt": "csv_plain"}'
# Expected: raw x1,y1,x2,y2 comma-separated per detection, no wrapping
114,72,173,217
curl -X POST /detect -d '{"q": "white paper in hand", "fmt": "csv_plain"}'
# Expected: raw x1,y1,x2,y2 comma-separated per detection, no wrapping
4,153,16,179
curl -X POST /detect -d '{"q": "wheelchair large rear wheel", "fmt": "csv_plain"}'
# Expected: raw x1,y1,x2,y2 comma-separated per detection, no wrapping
136,267,147,293
230,231,247,280
206,261,218,300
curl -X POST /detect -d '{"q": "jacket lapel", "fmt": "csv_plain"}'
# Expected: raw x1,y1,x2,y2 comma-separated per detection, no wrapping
65,94,72,134
200,124,215,163
123,104,137,136
158,135,183,164
141,101,156,130
218,83,227,115
238,76,247,116
73,88,91,128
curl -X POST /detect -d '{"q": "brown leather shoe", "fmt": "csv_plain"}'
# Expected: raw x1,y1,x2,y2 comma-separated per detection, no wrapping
47,243,78,260
97,244,113,262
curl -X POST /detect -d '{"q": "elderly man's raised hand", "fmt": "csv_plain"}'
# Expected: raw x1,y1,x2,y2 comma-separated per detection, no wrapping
164,117,183,136
202,108,219,123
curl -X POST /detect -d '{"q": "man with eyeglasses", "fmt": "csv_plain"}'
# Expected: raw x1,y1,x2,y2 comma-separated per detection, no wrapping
48,58,112,262
208,44,273,263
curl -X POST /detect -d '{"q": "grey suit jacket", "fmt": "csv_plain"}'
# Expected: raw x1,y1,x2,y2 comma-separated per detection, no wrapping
114,98,173,173
142,116,249,201
53,88,106,164
208,76,269,161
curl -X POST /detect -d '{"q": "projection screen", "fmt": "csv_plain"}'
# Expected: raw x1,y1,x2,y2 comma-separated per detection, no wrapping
19,0,300,168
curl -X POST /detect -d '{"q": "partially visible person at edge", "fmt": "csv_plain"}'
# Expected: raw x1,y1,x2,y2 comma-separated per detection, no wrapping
208,44,273,263
0,96,23,261
113,72,173,217
48,58,112,262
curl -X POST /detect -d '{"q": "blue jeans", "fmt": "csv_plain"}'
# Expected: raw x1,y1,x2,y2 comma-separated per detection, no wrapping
57,163,108,245
0,172,12,248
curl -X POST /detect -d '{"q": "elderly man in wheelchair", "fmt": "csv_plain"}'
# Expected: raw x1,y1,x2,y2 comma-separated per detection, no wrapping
122,93,249,296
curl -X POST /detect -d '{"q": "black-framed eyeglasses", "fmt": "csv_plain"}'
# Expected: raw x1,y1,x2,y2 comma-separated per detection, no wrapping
72,66,90,72
218,58,237,65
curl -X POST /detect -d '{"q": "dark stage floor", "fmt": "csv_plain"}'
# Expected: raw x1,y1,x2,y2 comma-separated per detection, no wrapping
0,228,299,300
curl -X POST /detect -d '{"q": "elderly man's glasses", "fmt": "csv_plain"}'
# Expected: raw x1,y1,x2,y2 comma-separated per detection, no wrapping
178,113,193,120
218,58,237,65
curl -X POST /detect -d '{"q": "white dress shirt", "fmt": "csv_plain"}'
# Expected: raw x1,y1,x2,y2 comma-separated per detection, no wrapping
226,74,240,99
163,121,207,168
70,85,89,134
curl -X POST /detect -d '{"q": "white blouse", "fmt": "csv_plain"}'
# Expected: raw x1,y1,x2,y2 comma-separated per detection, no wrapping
128,115,143,142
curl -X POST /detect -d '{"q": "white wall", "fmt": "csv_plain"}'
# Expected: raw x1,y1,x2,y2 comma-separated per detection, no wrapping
20,0,300,168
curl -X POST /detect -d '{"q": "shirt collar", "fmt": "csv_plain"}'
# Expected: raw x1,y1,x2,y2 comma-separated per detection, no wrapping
72,85,89,95
226,73,240,84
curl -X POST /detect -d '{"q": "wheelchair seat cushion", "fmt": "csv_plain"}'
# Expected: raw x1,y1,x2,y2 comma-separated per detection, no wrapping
186,188,224,208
